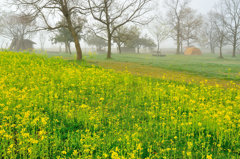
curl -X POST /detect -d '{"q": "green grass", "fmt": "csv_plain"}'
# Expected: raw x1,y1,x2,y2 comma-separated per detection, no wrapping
37,50,240,82
88,53,240,81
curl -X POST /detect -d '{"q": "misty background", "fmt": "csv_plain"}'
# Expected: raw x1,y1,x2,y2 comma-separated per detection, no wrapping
0,0,238,55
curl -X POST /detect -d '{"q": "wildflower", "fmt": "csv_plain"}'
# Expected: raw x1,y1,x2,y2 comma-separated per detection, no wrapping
137,143,142,151
73,150,78,156
207,154,212,159
9,144,14,148
198,122,202,127
187,142,193,149
187,151,191,157
111,151,119,159
61,151,67,155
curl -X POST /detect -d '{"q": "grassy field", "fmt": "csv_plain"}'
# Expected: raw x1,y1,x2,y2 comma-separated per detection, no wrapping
0,50,240,158
87,53,240,81
38,51,240,82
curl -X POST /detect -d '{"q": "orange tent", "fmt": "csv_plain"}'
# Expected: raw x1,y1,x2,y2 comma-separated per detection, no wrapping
184,47,202,55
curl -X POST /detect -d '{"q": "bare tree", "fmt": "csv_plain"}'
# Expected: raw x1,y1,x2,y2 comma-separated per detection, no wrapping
1,12,35,41
39,31,46,52
10,0,88,60
148,19,170,55
199,12,218,54
0,12,37,51
165,0,191,54
181,8,203,47
220,0,240,57
211,9,228,59
87,0,155,58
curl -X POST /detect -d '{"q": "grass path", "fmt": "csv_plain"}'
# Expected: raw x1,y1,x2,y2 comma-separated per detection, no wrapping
88,59,240,89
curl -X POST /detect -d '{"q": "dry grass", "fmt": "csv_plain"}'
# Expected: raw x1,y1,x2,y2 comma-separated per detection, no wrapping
89,60,240,89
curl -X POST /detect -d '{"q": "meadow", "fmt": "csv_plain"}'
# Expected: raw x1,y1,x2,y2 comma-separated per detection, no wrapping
87,53,240,82
41,51,240,82
0,50,240,158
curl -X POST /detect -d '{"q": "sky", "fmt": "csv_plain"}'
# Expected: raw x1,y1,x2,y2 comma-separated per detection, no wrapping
0,0,218,49
190,0,216,14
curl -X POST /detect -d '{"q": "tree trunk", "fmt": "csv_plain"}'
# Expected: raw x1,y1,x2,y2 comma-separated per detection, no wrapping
233,45,236,57
233,36,236,57
72,33,82,60
41,43,44,52
157,41,160,56
211,47,214,54
176,19,180,55
66,16,82,60
177,37,180,54
68,43,71,54
117,43,121,54
180,41,183,54
219,47,223,58
107,27,112,58
219,43,223,58
137,46,140,54
65,42,68,53
107,35,112,58
9,38,16,51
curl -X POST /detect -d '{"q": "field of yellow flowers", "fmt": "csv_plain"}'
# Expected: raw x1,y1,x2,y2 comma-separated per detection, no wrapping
0,51,240,158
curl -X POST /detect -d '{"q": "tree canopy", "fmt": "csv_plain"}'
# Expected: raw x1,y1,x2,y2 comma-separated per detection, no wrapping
51,17,85,54
87,0,155,58
126,34,156,53
86,36,108,51
113,25,140,53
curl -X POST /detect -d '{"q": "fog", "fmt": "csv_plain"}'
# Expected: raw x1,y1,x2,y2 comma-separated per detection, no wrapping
36,0,218,50
0,0,236,54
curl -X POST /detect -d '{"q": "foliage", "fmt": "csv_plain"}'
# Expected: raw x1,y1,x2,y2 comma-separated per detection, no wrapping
51,26,75,54
86,36,108,50
0,51,240,158
51,17,84,54
113,25,139,53
126,34,156,53
51,27,75,45
87,0,154,58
